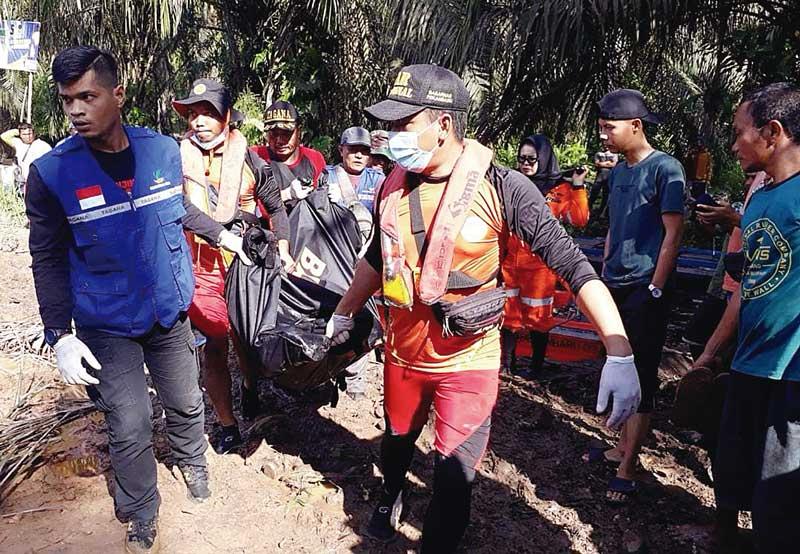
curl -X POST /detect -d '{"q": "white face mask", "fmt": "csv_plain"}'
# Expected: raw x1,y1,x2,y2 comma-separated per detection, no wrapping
387,119,441,173
190,127,228,151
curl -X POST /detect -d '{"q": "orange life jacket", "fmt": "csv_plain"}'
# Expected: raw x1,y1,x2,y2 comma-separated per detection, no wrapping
379,139,495,307
181,129,251,270
377,141,506,372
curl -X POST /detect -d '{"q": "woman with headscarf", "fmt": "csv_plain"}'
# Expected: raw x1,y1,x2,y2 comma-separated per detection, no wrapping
502,134,590,376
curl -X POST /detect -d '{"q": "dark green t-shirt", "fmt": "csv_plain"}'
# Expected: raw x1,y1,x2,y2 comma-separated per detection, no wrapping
602,150,685,286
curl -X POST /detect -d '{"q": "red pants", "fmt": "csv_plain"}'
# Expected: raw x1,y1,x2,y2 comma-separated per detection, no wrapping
187,266,230,340
383,363,498,465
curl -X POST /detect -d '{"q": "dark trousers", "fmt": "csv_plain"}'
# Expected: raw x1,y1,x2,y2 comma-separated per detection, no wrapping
589,177,609,214
381,418,491,554
78,315,207,523
501,328,548,373
608,281,673,412
714,371,800,552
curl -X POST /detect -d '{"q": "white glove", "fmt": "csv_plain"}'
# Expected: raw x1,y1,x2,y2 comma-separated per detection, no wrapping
290,178,313,200
218,229,253,266
54,335,102,386
327,181,343,205
596,354,641,429
325,314,355,346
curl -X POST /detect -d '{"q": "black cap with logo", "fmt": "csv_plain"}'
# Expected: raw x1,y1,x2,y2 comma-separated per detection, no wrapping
173,78,237,120
365,64,470,122
597,89,663,124
264,100,299,131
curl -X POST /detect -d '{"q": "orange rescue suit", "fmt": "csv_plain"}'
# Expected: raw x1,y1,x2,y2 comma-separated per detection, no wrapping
502,180,589,331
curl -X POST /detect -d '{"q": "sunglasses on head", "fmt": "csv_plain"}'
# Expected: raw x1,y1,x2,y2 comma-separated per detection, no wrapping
518,155,538,164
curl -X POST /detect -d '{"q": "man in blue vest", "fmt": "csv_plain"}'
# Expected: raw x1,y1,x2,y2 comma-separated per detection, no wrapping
325,126,385,214
25,46,249,553
323,126,385,399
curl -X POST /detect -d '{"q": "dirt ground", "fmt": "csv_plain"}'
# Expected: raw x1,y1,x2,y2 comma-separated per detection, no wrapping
0,222,730,553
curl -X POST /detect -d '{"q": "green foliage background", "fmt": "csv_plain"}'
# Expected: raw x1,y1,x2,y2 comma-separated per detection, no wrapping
1,0,797,227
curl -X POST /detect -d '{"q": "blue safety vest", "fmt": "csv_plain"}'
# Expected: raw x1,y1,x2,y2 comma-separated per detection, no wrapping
32,126,194,336
324,165,383,213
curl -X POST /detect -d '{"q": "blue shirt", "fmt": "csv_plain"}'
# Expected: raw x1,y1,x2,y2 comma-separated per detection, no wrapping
602,150,685,286
324,164,384,213
733,173,800,381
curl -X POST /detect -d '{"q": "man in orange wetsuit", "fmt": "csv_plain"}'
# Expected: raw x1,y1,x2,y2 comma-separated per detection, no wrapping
502,134,590,376
324,65,642,552
174,79,292,453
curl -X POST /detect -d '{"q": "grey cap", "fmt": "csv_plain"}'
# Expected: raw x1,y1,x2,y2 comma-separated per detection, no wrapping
340,126,371,147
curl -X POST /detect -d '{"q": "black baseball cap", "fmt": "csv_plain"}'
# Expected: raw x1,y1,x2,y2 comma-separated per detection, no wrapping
340,126,371,147
264,100,299,131
365,64,470,122
173,78,239,120
597,89,663,124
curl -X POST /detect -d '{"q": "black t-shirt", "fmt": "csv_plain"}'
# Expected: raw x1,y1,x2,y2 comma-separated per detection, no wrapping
91,146,135,193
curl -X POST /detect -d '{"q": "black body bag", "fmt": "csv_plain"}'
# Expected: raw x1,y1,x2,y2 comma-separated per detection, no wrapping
241,187,382,391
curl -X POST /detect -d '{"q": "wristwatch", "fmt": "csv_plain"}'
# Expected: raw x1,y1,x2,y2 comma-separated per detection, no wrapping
44,328,72,347
648,284,663,299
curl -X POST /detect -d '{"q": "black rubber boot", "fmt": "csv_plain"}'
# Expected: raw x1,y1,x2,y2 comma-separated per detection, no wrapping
500,329,517,375
528,330,549,374
365,488,404,542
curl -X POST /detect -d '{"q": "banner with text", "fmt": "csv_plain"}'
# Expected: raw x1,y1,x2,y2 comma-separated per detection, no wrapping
0,20,41,72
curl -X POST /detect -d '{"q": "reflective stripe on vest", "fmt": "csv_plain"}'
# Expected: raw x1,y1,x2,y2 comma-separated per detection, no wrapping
521,296,554,307
133,185,183,209
65,185,182,224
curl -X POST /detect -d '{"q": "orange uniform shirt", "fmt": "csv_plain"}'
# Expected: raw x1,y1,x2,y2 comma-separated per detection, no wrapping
384,178,505,372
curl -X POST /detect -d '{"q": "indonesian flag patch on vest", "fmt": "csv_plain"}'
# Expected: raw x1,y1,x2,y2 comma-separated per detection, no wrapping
76,185,106,210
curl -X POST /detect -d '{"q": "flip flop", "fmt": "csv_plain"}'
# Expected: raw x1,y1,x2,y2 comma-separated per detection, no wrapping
606,476,637,504
585,446,621,468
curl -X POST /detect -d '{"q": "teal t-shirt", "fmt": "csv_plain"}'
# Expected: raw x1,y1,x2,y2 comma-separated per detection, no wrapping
602,151,686,286
733,172,800,381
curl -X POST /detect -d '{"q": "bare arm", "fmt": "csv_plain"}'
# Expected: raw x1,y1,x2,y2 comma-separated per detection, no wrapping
576,280,633,357
1,128,18,147
651,212,683,289
696,201,741,231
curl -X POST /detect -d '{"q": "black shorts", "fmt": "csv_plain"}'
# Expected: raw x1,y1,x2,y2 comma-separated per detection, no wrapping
714,371,800,552
609,281,672,413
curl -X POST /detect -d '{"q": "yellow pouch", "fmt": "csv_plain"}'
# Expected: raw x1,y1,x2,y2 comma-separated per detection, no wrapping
383,261,413,309
220,248,235,268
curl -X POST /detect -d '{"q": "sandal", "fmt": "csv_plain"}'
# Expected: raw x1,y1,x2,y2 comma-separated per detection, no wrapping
585,446,622,468
606,476,637,504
